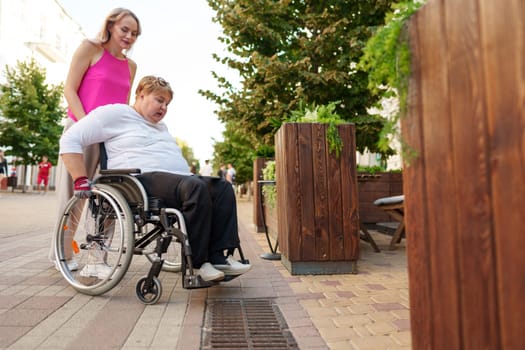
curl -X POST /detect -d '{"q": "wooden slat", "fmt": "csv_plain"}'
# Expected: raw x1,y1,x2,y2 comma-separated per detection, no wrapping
444,0,500,348
275,125,288,258
297,123,316,261
404,6,437,349
418,1,462,347
283,123,299,261
339,124,359,260
311,123,330,260
326,125,345,261
479,1,525,349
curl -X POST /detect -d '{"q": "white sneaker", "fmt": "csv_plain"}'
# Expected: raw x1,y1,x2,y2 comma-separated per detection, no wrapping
79,263,113,279
54,259,79,271
213,255,252,276
198,262,225,281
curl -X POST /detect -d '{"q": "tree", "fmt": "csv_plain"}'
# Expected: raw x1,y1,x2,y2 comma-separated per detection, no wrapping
175,137,199,171
359,0,426,154
202,0,396,168
212,121,254,184
0,58,64,190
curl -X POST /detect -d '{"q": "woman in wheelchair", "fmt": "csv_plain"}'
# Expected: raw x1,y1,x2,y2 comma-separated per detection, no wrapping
56,75,251,301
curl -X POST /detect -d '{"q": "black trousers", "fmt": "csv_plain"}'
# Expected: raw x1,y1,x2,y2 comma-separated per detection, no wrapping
136,172,240,268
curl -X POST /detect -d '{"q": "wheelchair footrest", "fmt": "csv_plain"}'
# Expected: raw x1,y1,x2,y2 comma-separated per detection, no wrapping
222,274,242,282
183,274,214,289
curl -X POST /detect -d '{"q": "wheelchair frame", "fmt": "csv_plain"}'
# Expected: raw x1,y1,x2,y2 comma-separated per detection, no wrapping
54,168,249,304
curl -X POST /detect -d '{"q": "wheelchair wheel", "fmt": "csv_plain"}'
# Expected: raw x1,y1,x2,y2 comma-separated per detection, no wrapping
160,245,182,272
54,184,134,296
145,238,182,272
135,276,162,305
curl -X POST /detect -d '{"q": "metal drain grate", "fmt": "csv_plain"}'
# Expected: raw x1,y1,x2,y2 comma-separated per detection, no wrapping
202,299,299,349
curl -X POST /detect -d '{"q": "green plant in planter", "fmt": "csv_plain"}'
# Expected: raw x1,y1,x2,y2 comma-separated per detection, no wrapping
261,160,277,209
359,0,426,160
357,165,386,175
288,101,345,158
357,165,402,174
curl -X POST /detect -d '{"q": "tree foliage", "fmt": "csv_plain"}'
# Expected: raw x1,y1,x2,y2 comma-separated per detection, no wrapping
175,137,199,170
202,0,397,169
0,58,64,165
212,120,254,183
359,0,425,153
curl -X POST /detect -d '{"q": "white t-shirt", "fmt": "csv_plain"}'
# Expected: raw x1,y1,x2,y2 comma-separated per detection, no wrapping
60,104,191,175
200,163,213,176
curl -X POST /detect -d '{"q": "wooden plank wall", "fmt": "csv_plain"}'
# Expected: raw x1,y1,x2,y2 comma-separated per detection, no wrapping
275,123,359,262
358,172,403,223
404,0,525,349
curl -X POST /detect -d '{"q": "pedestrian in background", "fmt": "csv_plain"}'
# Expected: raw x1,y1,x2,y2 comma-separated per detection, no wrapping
190,162,197,174
50,7,142,270
226,163,236,184
0,149,7,183
200,159,213,176
217,164,226,179
37,155,52,194
0,149,7,194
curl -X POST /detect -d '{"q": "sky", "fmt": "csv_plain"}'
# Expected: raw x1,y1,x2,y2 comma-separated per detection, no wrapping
58,0,239,164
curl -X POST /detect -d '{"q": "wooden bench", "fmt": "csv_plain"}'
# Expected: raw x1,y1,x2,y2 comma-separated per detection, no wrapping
359,223,381,252
373,195,405,250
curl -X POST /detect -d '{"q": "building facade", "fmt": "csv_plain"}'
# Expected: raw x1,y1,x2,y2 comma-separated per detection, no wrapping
0,0,84,190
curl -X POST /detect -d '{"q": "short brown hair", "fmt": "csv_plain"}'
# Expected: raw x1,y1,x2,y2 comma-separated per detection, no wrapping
135,76,173,101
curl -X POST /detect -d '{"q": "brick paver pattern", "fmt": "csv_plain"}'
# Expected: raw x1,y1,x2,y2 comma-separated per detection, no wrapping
0,191,410,350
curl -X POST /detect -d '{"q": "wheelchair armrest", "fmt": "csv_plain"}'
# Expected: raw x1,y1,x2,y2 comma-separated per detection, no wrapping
100,168,141,175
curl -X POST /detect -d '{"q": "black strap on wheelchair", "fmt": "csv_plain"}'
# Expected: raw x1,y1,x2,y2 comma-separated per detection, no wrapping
99,142,108,170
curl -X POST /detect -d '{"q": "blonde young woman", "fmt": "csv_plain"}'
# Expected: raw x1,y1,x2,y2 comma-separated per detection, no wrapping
51,8,141,269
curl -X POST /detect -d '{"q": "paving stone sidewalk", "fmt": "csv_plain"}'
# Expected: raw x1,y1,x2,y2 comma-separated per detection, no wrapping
0,191,411,350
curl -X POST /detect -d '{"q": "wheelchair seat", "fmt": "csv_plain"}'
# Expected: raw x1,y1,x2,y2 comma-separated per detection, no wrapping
54,168,249,304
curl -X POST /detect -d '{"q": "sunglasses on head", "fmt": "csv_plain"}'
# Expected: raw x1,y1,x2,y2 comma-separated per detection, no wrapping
154,77,169,87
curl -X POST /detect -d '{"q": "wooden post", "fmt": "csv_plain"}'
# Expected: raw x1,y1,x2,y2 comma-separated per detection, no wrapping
405,0,525,348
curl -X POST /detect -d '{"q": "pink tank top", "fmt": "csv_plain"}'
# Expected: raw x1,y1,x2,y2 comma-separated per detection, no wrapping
67,50,131,121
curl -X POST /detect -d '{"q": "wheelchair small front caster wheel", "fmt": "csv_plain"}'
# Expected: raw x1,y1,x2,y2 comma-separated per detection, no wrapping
136,276,162,305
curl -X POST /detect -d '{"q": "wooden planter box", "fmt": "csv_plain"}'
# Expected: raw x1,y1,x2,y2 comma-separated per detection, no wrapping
253,157,279,250
275,122,359,275
358,172,403,224
263,199,278,243
252,157,268,232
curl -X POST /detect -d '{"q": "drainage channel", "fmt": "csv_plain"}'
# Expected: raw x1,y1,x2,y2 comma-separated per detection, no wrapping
201,298,299,349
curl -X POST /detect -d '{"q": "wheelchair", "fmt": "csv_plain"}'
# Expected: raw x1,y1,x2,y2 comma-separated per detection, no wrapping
54,168,249,304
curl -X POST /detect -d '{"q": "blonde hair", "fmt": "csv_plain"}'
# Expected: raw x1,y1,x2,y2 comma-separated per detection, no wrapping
135,76,173,101
96,8,141,44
